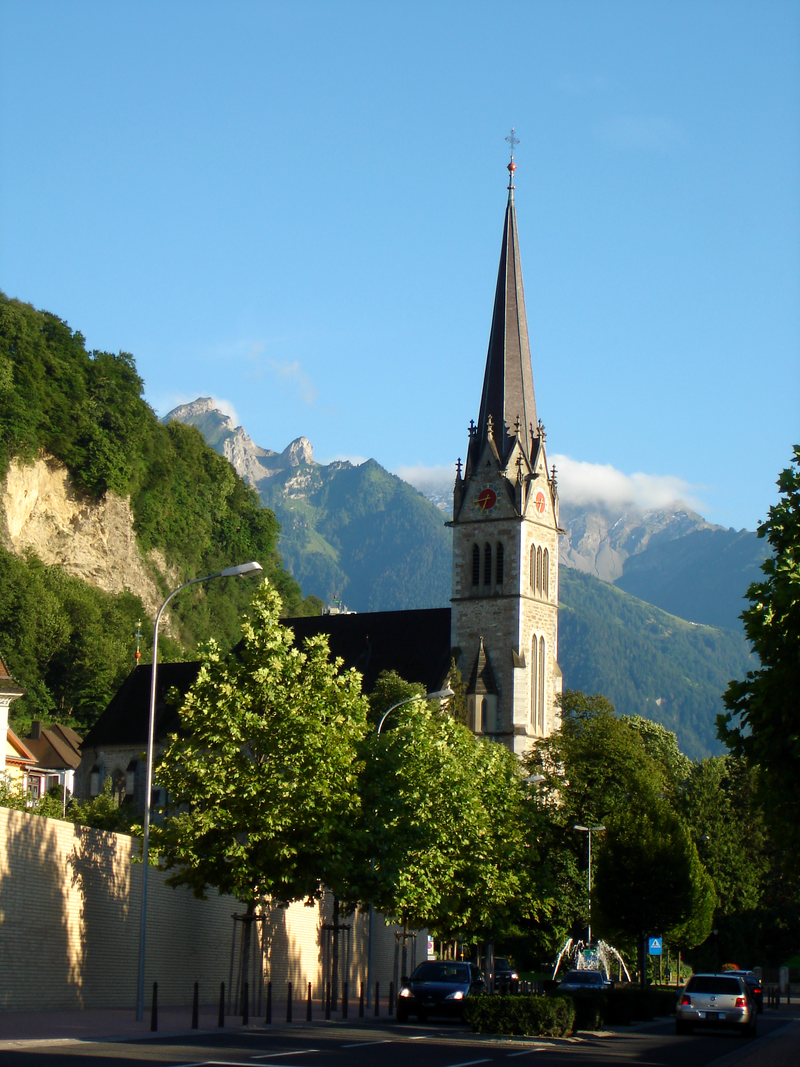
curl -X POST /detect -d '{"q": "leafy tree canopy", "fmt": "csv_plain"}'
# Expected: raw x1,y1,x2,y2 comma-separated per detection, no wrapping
720,445,800,876
151,580,369,909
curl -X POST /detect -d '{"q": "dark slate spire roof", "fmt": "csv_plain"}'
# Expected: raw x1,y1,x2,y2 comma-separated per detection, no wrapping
471,167,537,466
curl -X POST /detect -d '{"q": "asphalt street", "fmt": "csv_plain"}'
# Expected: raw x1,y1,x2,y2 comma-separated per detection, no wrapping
0,1013,794,1067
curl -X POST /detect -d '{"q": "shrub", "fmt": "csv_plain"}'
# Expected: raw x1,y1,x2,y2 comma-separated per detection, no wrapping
464,995,575,1037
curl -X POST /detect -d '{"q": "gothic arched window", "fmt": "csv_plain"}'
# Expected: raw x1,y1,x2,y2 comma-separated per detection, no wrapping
536,546,543,595
538,636,546,732
484,543,492,586
496,543,504,585
472,544,480,587
543,548,550,599
530,544,536,591
530,635,538,727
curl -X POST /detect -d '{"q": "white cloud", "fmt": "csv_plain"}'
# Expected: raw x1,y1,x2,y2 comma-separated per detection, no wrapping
595,116,684,152
269,359,318,404
551,453,704,512
395,463,456,490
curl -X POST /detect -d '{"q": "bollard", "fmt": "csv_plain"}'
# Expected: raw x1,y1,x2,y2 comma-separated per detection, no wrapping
388,981,394,1017
192,981,199,1029
325,981,331,1020
307,981,313,1022
359,981,364,1018
151,981,158,1032
374,981,380,1017
287,981,293,1023
265,980,272,1024
342,981,348,1020
218,982,225,1027
243,980,249,1025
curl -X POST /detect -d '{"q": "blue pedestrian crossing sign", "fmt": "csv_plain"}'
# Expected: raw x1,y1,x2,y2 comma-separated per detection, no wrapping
648,937,663,955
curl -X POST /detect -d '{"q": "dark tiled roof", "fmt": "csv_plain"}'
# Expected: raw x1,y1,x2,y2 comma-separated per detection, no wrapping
81,661,202,750
81,609,453,749
282,608,452,695
25,725,83,770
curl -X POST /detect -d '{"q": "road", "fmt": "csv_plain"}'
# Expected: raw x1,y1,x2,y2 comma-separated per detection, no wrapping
0,1013,794,1067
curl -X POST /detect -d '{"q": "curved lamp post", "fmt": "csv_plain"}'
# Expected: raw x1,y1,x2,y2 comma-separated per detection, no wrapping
573,823,605,946
366,687,455,1007
135,561,263,1021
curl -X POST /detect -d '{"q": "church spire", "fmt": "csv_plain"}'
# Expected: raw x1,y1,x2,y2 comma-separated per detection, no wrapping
471,133,538,468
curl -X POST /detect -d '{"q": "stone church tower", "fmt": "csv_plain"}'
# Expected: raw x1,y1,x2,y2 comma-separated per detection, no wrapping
450,156,562,755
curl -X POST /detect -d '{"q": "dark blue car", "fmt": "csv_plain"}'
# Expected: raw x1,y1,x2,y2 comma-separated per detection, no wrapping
397,960,486,1022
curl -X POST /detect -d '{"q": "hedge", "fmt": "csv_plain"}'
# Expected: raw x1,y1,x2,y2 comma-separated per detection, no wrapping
464,995,575,1037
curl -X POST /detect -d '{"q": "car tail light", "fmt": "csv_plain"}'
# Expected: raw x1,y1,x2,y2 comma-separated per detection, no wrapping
680,994,691,1006
735,997,746,1007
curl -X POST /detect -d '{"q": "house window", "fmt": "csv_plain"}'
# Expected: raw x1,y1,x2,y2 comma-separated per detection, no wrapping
126,759,138,799
496,543,504,585
543,548,550,599
483,543,492,586
90,764,102,797
538,636,546,732
28,776,42,801
46,775,60,794
471,544,480,586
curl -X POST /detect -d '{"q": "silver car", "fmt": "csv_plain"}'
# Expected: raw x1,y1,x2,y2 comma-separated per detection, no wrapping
676,973,757,1037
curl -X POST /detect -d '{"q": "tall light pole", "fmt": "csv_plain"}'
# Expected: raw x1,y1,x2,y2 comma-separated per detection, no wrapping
366,687,454,1007
573,824,605,946
135,561,263,1022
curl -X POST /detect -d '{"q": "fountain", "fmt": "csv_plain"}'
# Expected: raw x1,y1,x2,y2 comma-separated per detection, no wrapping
552,937,632,983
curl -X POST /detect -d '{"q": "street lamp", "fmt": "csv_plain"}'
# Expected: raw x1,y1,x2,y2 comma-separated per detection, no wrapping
573,823,605,946
135,561,263,1022
366,687,455,1006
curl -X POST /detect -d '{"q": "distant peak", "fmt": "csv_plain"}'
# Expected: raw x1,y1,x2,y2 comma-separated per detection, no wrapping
164,397,236,427
281,437,314,466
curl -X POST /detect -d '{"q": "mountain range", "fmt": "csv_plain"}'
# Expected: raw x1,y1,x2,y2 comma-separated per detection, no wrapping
166,398,760,759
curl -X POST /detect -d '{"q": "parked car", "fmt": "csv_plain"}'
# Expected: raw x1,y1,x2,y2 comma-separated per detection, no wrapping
726,970,763,1014
555,969,610,994
397,960,486,1023
493,956,519,990
676,973,757,1037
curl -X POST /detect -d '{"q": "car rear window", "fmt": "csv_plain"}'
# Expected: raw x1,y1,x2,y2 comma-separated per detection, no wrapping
685,976,741,995
565,971,604,984
411,962,470,982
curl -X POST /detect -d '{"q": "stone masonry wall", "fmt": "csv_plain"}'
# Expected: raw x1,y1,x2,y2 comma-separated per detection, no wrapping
0,808,404,1011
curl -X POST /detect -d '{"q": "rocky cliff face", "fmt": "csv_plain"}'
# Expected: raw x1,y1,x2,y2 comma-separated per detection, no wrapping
165,399,314,485
558,502,721,581
0,456,174,623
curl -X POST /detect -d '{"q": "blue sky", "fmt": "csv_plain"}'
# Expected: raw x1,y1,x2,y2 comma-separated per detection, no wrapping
1,0,798,532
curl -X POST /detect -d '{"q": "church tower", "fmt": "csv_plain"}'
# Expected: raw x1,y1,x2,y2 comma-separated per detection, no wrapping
449,146,562,755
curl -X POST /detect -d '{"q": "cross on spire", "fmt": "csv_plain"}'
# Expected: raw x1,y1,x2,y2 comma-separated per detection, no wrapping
505,127,519,188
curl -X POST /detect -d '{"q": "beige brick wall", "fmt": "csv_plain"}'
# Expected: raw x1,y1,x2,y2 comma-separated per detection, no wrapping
0,807,408,1011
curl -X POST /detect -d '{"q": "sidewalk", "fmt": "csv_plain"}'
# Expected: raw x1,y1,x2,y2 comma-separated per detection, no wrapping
0,998,375,1049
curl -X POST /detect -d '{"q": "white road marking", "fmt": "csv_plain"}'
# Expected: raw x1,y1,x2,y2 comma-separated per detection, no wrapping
507,1052,545,1057
340,1040,393,1048
442,1060,492,1067
252,1053,321,1060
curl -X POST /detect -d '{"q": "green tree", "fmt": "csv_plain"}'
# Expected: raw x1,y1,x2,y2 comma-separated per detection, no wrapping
150,580,369,913
719,445,800,876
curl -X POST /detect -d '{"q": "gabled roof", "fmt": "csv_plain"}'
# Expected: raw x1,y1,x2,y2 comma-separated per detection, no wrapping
0,653,25,699
6,728,37,767
471,173,538,469
467,637,498,696
81,661,202,750
81,609,453,749
25,724,83,770
283,607,452,695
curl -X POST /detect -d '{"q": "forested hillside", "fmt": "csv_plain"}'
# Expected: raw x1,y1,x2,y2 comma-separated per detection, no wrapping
558,568,755,759
0,294,319,734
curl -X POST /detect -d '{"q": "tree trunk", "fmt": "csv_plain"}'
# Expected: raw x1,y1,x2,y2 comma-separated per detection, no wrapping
241,900,256,1013
332,897,340,1011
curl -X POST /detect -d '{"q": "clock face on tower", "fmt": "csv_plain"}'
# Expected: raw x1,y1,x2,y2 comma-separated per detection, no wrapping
474,485,498,513
534,490,548,516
